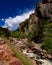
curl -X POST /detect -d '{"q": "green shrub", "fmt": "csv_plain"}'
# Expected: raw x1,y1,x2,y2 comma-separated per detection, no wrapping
42,38,52,50
10,31,25,39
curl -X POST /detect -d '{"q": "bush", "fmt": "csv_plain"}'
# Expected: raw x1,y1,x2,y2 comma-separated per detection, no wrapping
41,22,52,54
42,35,52,54
10,31,25,39
42,38,52,50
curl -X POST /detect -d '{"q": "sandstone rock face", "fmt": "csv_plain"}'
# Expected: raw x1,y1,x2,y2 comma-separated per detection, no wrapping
35,0,52,21
19,19,28,32
28,14,38,31
19,0,52,32
19,13,38,32
0,37,22,65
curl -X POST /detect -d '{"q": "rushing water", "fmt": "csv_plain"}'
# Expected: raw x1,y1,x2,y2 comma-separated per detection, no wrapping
33,54,52,65
37,59,52,65
23,49,52,65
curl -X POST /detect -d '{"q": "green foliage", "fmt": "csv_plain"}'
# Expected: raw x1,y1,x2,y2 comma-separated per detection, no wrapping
10,31,25,39
0,27,25,39
42,38,52,54
0,27,10,38
42,22,52,54
19,20,28,32
42,38,52,49
34,18,46,43
27,23,37,41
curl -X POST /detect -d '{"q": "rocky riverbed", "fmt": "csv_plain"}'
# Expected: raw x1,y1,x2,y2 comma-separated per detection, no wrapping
9,37,52,65
32,44,52,60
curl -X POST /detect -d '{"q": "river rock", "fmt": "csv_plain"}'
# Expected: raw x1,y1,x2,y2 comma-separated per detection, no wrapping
32,44,52,60
47,54,52,60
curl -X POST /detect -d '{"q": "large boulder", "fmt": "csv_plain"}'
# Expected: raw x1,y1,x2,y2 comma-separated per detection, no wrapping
47,54,52,60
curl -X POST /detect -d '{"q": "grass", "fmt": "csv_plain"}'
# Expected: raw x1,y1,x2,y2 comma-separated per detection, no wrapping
2,37,33,65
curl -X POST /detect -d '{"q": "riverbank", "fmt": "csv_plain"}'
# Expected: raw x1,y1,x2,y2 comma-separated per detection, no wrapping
8,37,52,65
0,37,22,65
2,37,33,65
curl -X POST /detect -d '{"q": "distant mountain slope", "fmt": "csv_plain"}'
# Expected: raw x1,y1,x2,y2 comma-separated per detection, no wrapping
0,27,10,37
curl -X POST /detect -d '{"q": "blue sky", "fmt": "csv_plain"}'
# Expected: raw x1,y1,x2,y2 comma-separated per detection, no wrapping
0,0,39,31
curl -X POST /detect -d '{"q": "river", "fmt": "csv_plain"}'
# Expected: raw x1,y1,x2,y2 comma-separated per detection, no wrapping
36,59,52,65
23,49,52,65
33,54,52,65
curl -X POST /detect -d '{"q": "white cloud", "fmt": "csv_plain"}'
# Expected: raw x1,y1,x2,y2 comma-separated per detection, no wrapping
1,18,5,21
2,9,34,31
